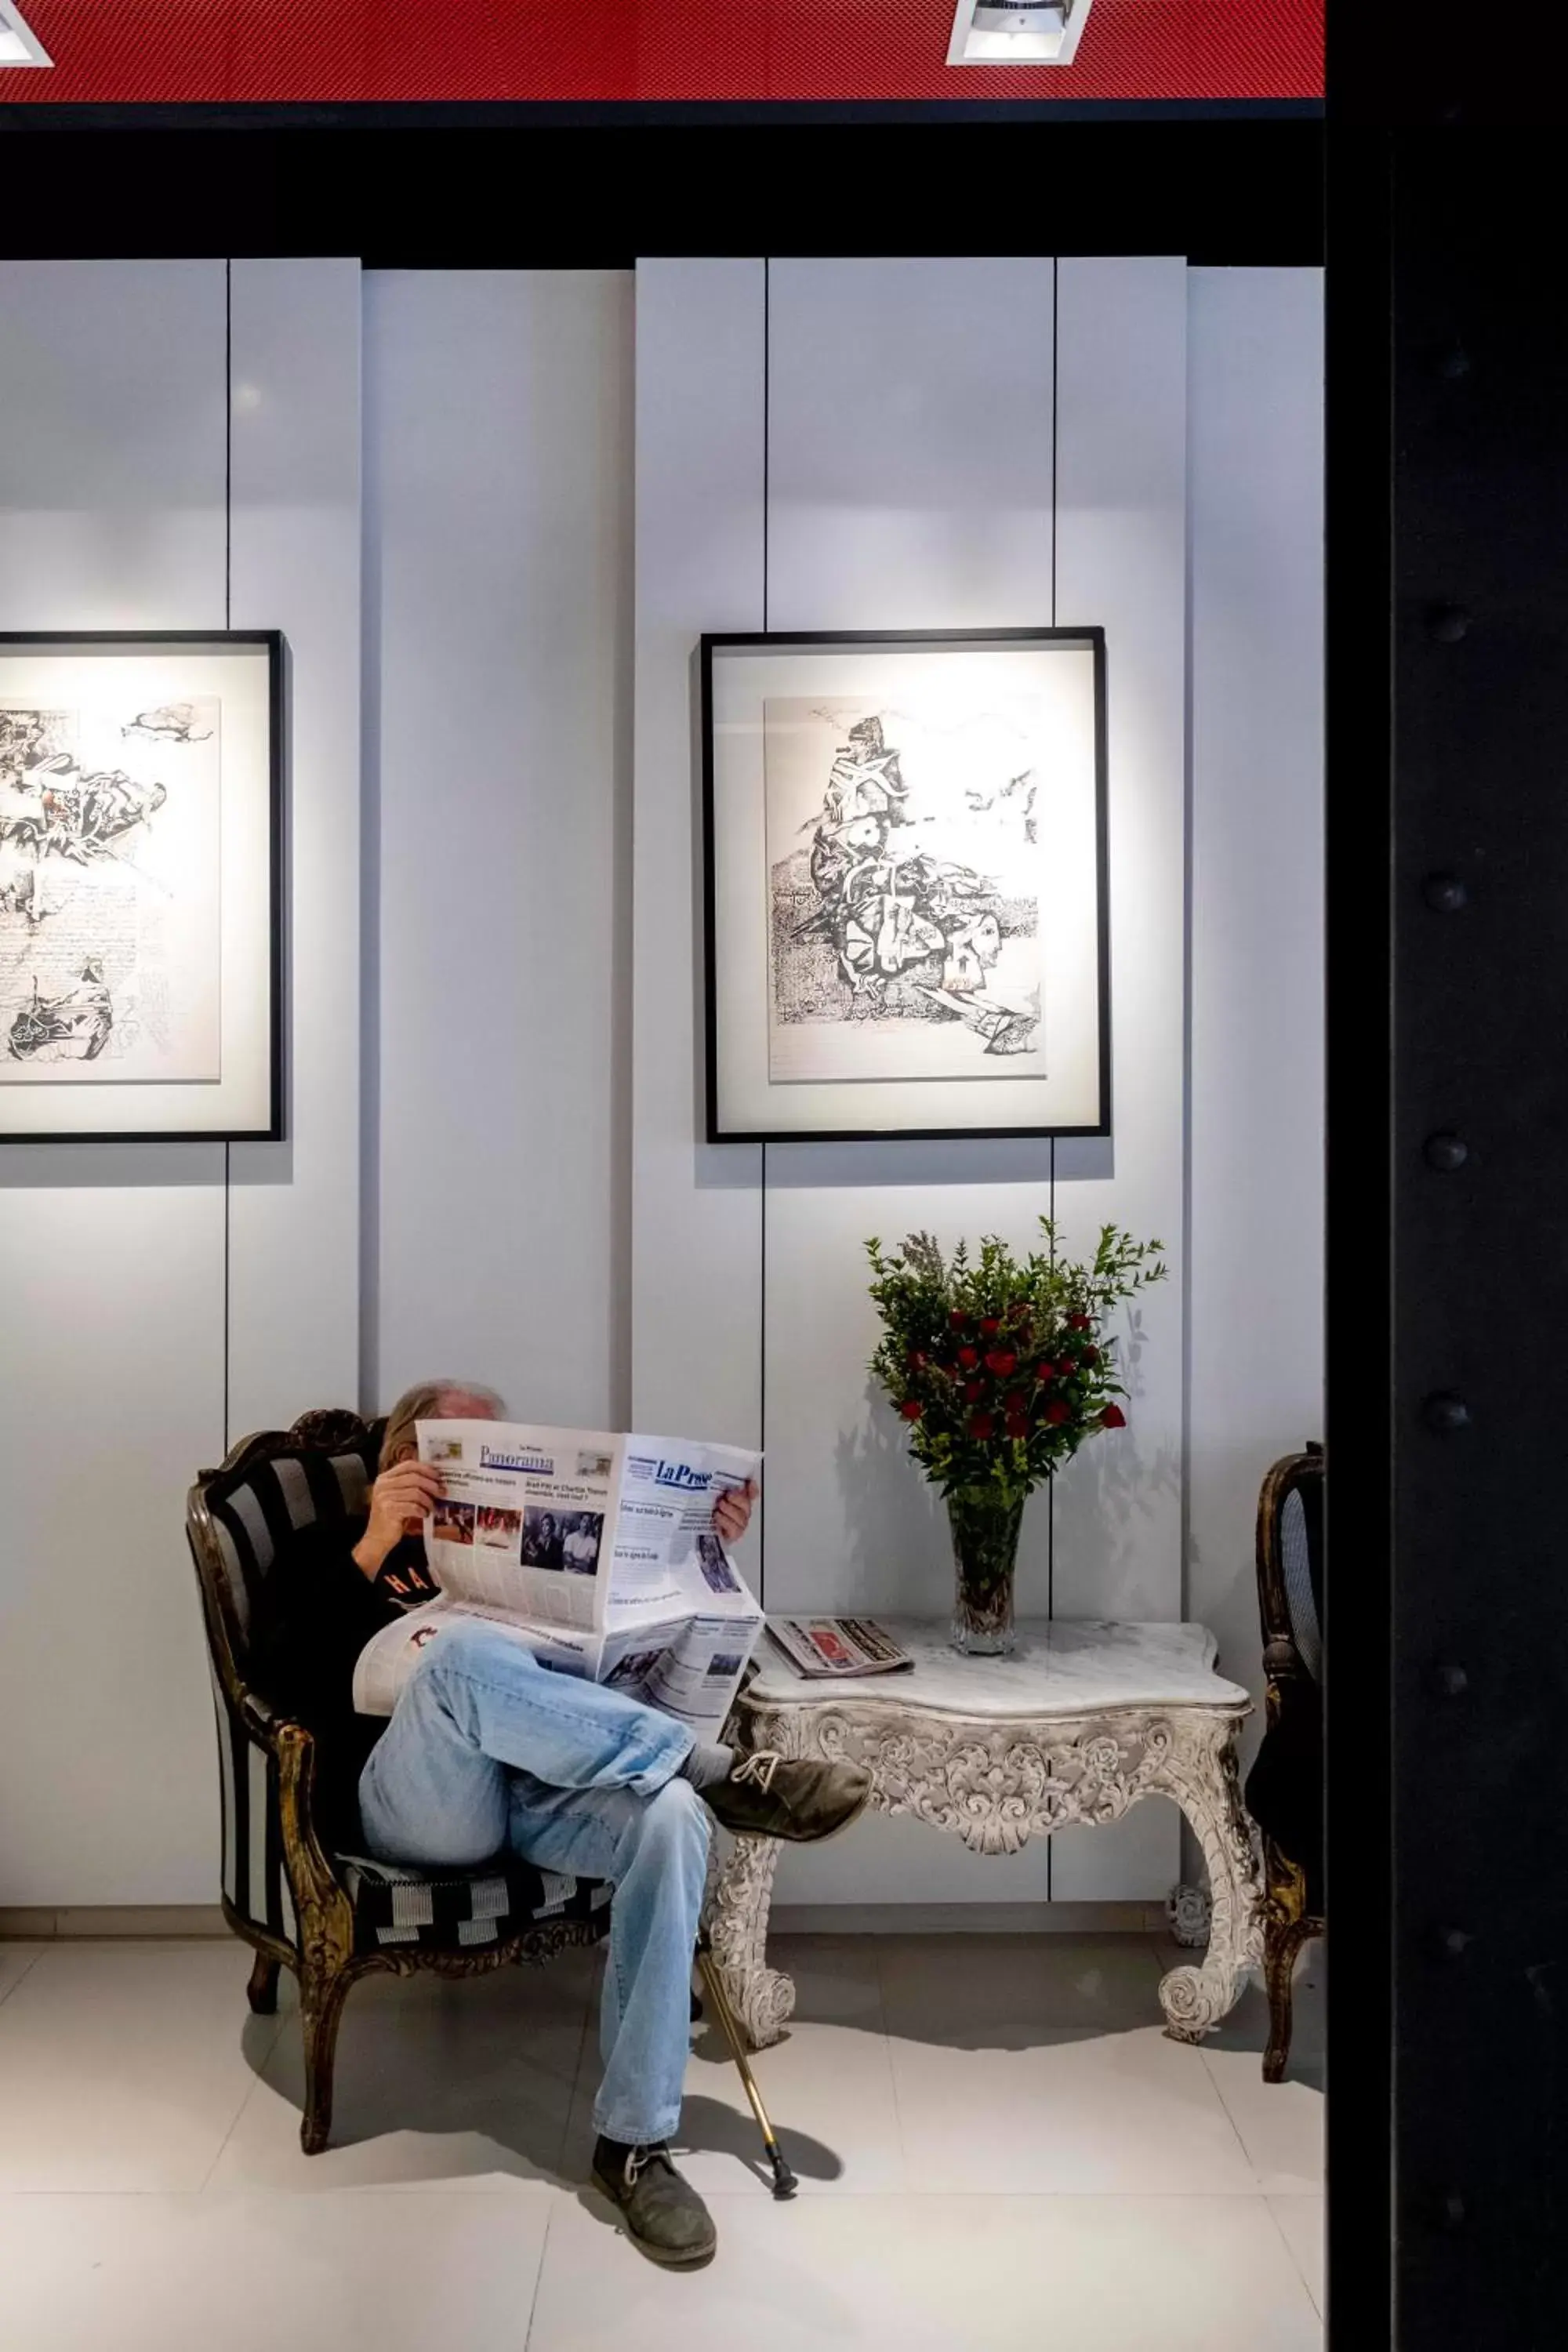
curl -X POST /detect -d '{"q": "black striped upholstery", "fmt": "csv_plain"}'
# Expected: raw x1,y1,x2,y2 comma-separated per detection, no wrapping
1279,1485,1323,1684
203,1438,378,1647
192,1417,611,1963
341,1855,612,1952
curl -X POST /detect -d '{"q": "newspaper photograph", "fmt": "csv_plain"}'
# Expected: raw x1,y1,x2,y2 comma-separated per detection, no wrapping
350,1421,764,1735
415,1420,626,1632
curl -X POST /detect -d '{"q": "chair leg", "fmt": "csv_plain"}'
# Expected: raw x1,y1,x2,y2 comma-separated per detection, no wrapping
246,1953,281,2016
298,1961,353,2155
1262,1918,1308,2084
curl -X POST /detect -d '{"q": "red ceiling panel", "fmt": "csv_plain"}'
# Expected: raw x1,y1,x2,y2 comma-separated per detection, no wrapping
4,0,1321,105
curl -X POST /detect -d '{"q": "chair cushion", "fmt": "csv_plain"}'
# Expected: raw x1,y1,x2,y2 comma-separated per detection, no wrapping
339,1853,612,1953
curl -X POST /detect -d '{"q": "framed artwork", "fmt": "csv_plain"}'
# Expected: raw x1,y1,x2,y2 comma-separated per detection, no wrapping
0,630,282,1142
702,628,1109,1144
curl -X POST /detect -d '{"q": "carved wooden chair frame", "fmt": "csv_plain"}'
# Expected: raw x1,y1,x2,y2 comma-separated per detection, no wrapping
1253,1440,1326,2083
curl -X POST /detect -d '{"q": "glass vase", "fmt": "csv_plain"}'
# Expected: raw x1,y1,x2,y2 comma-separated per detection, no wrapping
946,1486,1027,1657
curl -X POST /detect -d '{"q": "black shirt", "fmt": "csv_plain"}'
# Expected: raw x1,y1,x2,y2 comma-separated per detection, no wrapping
248,1515,438,1853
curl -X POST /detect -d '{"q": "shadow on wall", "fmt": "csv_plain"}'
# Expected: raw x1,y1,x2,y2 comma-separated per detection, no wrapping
833,1374,953,1614
829,1298,1178,1624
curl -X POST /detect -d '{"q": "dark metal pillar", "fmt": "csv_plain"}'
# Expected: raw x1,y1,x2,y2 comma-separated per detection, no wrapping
1385,130,1568,2348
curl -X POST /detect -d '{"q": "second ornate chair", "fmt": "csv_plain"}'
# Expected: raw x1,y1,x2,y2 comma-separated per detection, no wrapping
1243,1441,1325,2082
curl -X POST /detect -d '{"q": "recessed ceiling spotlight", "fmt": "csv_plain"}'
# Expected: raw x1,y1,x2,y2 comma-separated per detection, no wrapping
0,0,51,66
947,0,1093,65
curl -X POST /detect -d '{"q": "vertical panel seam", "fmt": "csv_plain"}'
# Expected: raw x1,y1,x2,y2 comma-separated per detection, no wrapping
1180,267,1196,1635
223,256,233,1457
759,256,771,1611
1047,258,1058,1901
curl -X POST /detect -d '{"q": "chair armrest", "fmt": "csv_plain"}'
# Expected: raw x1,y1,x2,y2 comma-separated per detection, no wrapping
271,1722,357,1940
225,1697,354,1947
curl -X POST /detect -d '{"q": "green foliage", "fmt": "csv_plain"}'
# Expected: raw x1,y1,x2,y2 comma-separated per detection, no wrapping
865,1217,1167,1505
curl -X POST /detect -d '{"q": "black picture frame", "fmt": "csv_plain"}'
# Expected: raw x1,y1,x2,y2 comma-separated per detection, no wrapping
0,627,285,1145
700,626,1110,1146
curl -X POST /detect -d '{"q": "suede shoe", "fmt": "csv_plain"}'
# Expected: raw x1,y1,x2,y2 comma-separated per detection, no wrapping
702,1750,873,1844
591,2137,717,2268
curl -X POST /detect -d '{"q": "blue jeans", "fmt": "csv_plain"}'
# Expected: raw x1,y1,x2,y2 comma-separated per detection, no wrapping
358,1618,707,2147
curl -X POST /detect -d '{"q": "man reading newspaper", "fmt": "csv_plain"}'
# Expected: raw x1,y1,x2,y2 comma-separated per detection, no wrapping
252,1378,872,2270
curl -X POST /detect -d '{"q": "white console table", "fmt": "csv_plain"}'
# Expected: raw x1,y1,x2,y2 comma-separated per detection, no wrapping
705,1617,1262,2051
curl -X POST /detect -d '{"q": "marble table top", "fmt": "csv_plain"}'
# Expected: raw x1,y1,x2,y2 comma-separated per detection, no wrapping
743,1618,1251,1719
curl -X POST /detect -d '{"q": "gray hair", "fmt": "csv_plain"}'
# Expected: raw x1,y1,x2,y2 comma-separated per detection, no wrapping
379,1377,506,1471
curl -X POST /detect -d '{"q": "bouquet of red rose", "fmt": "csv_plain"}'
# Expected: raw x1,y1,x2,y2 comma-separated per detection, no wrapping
866,1218,1167,1508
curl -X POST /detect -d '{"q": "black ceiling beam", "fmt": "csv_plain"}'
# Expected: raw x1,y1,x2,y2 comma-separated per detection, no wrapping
0,120,1323,267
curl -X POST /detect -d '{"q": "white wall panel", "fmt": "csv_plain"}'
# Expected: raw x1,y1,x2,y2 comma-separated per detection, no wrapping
1186,268,1325,1770
227,259,362,1435
754,259,1189,1907
1045,258,1189,1900
760,257,1058,1904
630,261,766,1448
367,271,633,1428
0,261,228,633
0,263,228,1903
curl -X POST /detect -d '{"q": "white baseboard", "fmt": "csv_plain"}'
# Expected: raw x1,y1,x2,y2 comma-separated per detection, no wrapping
770,1900,1166,1935
1,1897,1167,1942
0,1905,230,1939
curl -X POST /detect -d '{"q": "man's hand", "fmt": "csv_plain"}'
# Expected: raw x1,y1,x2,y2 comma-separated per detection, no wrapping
713,1477,759,1548
352,1458,445,1581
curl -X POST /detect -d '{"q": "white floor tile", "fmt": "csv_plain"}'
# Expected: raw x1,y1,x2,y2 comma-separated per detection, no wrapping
1270,2194,1324,2314
0,1941,287,2192
877,1934,1256,2196
886,2023,1261,2195
527,2190,1323,2352
1195,1950,1324,2194
878,1930,1165,2038
0,1941,45,2006
212,1946,597,2193
565,1936,905,2196
0,2188,555,2352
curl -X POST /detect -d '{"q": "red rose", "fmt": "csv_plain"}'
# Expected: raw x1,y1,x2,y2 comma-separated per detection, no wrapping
1005,1412,1029,1439
956,1345,979,1369
906,1348,927,1372
1044,1399,1072,1425
1081,1345,1100,1366
1006,1388,1030,1414
984,1349,1018,1378
967,1411,995,1441
1068,1313,1091,1331
949,1309,969,1330
980,1316,1001,1336
899,1399,925,1421
1035,1361,1056,1381
965,1378,985,1402
1100,1403,1127,1429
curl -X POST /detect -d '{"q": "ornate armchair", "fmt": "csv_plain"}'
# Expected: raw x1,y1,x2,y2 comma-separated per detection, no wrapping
186,1408,611,2155
1243,1441,1325,2082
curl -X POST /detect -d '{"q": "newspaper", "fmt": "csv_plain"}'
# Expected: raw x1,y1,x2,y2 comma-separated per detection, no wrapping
766,1617,913,1679
351,1421,764,1736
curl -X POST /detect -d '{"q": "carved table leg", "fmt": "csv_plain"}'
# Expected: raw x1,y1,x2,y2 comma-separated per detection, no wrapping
1150,1715,1264,2042
702,1832,794,2051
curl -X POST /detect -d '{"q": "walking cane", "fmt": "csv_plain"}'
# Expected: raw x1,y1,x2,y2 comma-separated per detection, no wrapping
695,1933,798,2199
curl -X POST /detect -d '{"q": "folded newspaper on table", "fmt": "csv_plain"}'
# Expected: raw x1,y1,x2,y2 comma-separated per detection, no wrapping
766,1617,913,1678
352,1421,764,1736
